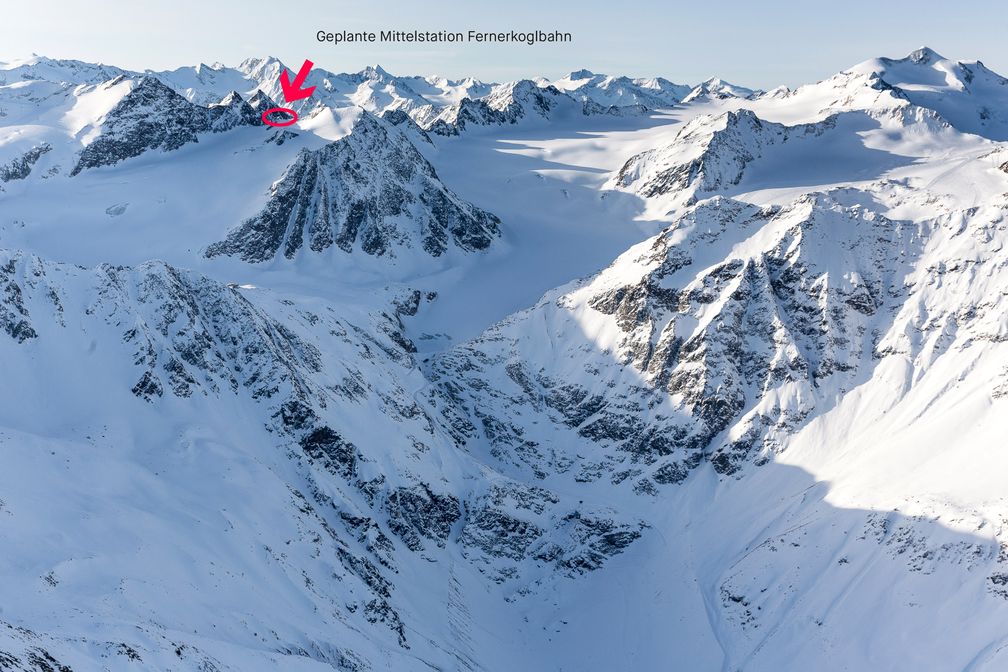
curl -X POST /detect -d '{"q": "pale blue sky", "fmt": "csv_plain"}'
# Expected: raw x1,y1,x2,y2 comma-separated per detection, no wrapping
3,0,1006,87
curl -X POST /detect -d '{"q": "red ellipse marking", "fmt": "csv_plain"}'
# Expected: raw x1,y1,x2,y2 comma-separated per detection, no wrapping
262,107,298,128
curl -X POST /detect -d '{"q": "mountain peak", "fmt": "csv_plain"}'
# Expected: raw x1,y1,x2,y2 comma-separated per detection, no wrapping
247,88,279,112
132,74,179,96
907,46,945,64
194,62,217,75
214,90,243,106
237,55,287,78
682,77,755,102
361,64,393,80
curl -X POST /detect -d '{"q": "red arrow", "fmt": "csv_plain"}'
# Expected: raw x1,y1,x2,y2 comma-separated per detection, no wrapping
280,59,316,103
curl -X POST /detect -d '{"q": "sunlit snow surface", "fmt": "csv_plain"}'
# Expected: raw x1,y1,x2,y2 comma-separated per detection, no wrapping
2,47,1008,671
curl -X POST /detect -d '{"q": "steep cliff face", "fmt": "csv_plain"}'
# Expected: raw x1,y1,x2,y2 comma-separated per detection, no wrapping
420,178,1008,668
0,250,424,665
207,113,500,263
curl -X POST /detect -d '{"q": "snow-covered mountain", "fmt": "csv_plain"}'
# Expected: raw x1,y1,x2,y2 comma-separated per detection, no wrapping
71,76,262,175
682,77,759,103
0,55,128,86
845,46,1008,140
3,46,1008,671
420,79,641,136
0,67,265,185
206,113,500,263
156,58,431,116
550,69,691,109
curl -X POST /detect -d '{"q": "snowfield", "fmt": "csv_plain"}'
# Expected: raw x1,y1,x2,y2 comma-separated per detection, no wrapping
2,46,1008,671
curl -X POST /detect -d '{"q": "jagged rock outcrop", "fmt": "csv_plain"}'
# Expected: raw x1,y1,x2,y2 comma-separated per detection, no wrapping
459,482,645,580
246,88,278,114
208,90,262,130
0,143,51,182
207,113,500,262
0,256,39,342
608,103,952,208
386,484,461,551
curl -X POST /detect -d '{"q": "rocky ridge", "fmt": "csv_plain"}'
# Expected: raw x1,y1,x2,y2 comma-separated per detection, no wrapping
71,76,262,175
